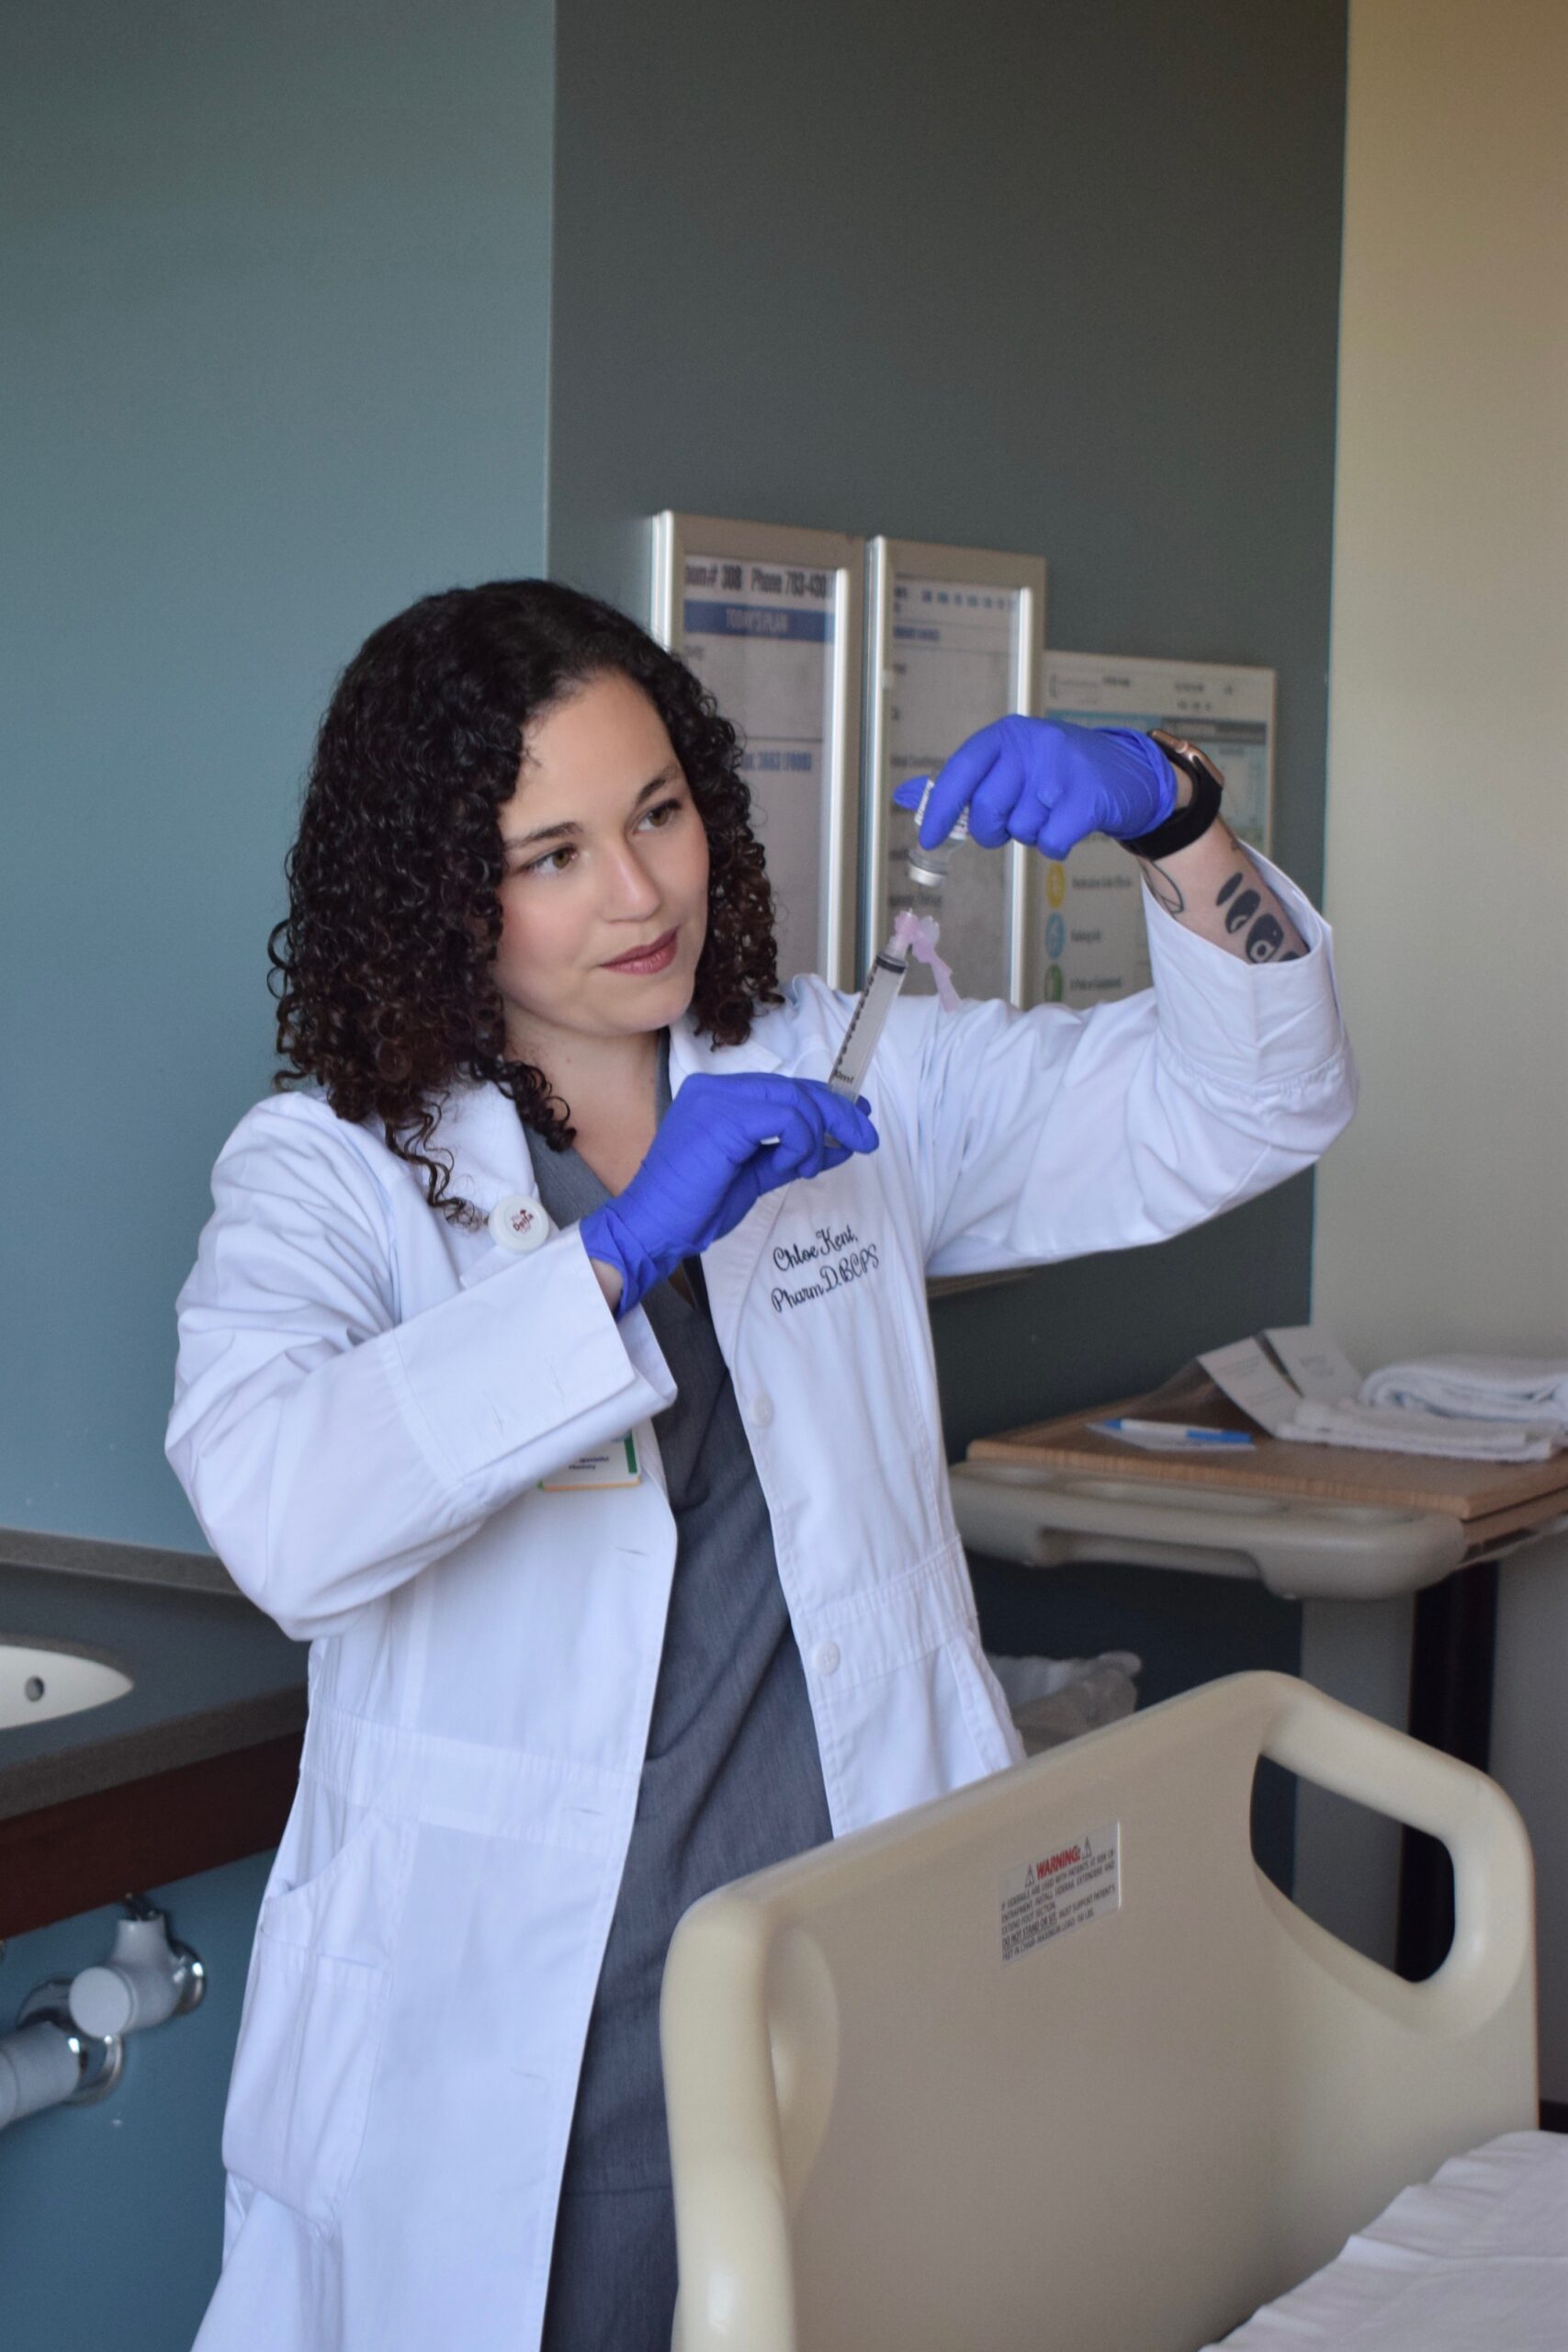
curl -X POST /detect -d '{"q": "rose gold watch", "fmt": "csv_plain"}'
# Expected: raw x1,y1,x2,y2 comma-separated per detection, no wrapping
1121,729,1225,858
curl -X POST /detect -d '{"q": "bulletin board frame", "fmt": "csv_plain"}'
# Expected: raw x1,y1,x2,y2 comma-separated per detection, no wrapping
863,538,1047,1007
649,510,864,989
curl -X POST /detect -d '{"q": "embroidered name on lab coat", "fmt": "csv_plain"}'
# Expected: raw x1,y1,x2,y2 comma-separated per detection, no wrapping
769,1222,881,1315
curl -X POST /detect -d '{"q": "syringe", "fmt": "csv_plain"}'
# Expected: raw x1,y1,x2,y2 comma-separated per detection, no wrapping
828,778,968,1103
827,937,909,1101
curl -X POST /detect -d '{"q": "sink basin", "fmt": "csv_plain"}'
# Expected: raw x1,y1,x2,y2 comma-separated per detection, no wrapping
0,1641,134,1732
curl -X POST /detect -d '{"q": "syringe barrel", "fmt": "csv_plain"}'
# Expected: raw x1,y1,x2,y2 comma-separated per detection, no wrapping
827,948,908,1100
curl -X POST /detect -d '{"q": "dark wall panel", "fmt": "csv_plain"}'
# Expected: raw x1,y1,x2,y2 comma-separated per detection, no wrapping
548,0,1348,1508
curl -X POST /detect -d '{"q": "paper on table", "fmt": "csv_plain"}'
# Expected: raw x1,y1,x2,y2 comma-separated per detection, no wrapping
1200,1334,1564,1459
1198,1340,1304,1438
1289,1398,1563,1462
1264,1325,1362,1406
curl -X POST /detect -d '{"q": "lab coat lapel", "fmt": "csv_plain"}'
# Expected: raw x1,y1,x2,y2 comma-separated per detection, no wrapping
435,1079,542,1213
435,1076,681,1418
430,1082,554,1295
443,1012,785,1198
436,1018,795,1349
666,1009,783,1087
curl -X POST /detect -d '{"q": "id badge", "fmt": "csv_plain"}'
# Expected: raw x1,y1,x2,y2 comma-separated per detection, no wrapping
540,1432,641,1492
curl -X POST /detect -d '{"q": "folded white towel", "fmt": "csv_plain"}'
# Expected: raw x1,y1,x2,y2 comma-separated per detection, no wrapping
1361,1354,1568,1430
1286,1397,1563,1463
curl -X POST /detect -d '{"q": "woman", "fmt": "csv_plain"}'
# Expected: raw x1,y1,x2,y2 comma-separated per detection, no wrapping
168,580,1353,2352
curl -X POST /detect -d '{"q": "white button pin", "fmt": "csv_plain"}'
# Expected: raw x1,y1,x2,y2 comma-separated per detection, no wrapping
489,1195,554,1255
813,1641,840,1678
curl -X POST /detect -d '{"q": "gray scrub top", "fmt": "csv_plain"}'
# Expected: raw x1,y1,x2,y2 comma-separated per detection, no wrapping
530,1045,834,2196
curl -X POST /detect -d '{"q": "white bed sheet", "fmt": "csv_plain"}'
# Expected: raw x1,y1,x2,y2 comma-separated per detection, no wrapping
1206,2132,1567,2350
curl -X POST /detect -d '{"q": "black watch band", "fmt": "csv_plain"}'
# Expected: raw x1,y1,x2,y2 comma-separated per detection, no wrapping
1121,730,1224,860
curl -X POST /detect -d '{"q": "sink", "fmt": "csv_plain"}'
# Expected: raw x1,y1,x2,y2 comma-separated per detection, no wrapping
0,1640,134,1732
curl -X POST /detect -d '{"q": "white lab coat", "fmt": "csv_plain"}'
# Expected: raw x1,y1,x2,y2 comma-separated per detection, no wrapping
168,868,1353,2352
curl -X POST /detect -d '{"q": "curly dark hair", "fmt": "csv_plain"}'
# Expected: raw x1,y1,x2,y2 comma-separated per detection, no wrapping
270,579,781,1222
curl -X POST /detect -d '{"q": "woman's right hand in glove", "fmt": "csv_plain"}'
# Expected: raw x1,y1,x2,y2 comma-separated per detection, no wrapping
578,1072,878,1317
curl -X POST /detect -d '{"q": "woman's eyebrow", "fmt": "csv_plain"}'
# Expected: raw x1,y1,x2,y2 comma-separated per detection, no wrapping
502,764,682,853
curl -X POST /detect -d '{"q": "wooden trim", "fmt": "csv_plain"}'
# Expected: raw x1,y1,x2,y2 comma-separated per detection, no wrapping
1459,1498,1568,1557
0,1730,301,1939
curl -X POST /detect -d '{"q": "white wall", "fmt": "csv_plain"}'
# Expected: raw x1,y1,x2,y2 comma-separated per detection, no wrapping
1309,0,1568,2094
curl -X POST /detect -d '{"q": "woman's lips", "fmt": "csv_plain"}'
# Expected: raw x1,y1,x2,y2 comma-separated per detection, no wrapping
601,928,679,976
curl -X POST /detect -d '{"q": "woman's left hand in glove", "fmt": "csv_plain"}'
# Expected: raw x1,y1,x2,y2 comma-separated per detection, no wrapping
895,716,1178,862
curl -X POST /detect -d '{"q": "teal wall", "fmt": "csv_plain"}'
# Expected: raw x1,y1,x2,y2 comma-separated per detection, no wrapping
2,0,555,1551
547,0,1348,1452
2,9,553,2339
0,1859,273,2352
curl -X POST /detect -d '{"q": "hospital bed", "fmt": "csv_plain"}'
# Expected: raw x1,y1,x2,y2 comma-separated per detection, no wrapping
660,1673,1557,2350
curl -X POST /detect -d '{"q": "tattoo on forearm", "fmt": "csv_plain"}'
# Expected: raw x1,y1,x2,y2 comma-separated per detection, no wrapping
1245,911,1285,962
1140,834,1304,962
1141,862,1185,915
1220,860,1300,963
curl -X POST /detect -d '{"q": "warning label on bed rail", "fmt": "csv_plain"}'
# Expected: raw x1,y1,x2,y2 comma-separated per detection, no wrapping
998,1823,1121,1963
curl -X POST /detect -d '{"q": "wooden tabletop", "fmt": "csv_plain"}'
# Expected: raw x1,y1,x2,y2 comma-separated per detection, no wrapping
967,1377,1568,1550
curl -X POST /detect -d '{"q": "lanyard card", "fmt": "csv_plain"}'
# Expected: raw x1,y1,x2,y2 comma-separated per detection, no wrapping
539,1433,641,1492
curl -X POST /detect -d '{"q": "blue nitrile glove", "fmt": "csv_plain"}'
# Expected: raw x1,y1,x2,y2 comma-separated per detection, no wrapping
578,1072,878,1317
895,717,1177,860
